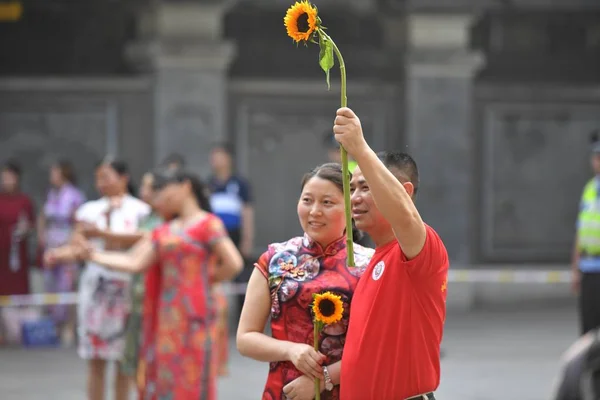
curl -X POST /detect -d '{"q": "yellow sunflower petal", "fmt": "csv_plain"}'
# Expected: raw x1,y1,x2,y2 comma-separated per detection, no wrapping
312,291,344,325
284,1,319,43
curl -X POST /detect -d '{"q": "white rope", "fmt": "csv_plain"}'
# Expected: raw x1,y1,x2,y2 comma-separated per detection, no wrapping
0,269,571,307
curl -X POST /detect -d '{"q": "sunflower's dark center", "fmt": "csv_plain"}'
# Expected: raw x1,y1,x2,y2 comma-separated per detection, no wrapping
318,299,335,317
296,13,309,33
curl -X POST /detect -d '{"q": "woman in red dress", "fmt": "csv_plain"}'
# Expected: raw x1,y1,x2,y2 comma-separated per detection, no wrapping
237,163,374,400
80,168,244,400
0,161,35,297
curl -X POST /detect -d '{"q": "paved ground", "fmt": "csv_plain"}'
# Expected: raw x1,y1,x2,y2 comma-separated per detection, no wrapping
0,302,579,400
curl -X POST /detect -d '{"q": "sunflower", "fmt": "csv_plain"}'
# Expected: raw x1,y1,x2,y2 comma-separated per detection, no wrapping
312,292,344,325
284,1,319,43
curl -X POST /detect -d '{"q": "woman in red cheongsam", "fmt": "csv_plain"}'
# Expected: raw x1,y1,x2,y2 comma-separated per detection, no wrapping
0,161,35,297
237,163,374,400
81,168,243,400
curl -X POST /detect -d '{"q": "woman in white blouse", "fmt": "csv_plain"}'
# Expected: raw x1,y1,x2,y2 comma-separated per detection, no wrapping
47,158,150,400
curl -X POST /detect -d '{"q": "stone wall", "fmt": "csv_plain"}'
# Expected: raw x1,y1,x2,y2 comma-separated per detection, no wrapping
473,84,600,264
0,78,154,209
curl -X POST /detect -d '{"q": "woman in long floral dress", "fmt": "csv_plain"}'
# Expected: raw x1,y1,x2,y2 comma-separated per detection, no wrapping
81,168,243,400
237,163,374,400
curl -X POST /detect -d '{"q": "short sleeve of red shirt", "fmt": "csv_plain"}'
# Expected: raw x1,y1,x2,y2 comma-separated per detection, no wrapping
254,250,270,280
404,225,449,280
202,214,228,247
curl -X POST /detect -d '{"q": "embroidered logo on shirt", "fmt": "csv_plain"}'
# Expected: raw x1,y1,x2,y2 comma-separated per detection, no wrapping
372,261,385,281
441,278,448,292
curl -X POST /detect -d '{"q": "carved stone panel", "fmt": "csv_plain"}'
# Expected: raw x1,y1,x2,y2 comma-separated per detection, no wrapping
155,69,229,176
477,103,600,262
0,78,154,211
229,82,398,253
0,100,111,208
406,73,477,263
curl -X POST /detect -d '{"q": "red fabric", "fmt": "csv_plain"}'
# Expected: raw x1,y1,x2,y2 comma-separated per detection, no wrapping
340,225,449,400
138,214,227,400
255,235,373,400
0,193,34,295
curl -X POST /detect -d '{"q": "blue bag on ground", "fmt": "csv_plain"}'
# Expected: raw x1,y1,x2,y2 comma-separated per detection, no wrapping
21,317,59,347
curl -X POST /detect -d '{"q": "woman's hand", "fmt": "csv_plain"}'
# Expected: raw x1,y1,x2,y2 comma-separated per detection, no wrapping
43,249,59,268
72,236,93,260
286,343,325,380
79,221,102,238
283,374,320,400
42,243,91,267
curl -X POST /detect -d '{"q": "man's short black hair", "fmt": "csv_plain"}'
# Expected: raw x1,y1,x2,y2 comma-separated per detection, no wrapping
162,153,186,169
376,151,419,195
212,141,235,156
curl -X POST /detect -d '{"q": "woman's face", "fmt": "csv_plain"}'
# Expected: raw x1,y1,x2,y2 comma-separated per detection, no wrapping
1,169,19,193
95,164,127,197
49,165,64,187
297,176,346,249
153,180,189,216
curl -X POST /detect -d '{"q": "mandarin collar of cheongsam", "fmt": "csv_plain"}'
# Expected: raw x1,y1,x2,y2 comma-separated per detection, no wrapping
302,233,346,257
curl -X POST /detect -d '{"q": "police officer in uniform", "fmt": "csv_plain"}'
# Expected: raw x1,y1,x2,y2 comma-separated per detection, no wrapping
572,132,600,336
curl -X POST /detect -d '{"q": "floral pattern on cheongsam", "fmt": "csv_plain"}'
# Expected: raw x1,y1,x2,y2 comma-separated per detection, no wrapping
255,234,374,400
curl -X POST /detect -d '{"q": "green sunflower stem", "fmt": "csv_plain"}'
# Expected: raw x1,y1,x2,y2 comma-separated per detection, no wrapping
314,321,321,400
325,32,355,269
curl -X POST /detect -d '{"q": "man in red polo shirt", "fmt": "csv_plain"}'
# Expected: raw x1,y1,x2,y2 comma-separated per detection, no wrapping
333,107,449,400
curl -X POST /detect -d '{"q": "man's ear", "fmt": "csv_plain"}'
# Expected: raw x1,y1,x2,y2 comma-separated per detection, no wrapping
402,181,415,197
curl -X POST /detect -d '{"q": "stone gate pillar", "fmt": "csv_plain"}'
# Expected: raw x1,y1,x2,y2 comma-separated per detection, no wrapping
405,13,482,264
129,1,236,176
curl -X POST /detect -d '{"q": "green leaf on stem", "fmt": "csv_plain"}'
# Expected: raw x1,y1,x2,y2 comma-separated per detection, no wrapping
318,34,334,90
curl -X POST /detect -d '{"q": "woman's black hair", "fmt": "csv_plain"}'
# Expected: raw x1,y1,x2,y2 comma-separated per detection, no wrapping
53,158,77,185
1,160,22,190
96,157,136,196
2,160,22,178
300,162,363,242
152,168,212,213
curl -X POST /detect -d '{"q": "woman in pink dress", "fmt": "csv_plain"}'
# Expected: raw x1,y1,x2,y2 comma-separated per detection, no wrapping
80,168,244,400
0,161,35,297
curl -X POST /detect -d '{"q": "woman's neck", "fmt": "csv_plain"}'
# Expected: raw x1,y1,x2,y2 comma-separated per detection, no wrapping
313,233,345,250
178,198,203,222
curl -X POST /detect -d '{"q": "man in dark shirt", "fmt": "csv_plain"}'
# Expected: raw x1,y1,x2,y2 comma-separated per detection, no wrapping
208,143,254,312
